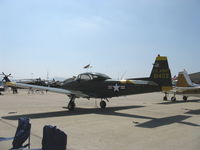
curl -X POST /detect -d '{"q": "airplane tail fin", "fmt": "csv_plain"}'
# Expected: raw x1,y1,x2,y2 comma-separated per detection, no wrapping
150,55,172,91
176,70,193,87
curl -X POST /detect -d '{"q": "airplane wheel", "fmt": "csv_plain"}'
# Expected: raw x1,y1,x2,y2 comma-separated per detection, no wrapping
171,97,176,102
100,101,106,109
68,102,76,111
183,96,188,102
163,96,167,101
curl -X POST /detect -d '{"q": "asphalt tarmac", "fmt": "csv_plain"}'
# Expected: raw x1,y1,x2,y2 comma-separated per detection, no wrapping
0,90,200,150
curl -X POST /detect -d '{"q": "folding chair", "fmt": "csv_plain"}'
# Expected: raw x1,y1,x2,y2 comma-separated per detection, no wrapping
10,117,31,150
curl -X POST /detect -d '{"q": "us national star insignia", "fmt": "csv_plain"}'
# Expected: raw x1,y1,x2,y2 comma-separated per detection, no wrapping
113,83,120,92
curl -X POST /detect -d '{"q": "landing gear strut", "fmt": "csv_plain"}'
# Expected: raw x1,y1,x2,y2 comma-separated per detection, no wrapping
163,92,168,101
68,96,76,111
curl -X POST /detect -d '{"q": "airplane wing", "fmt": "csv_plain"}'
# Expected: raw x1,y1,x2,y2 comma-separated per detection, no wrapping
131,80,158,86
6,82,88,98
119,79,158,86
174,86,200,92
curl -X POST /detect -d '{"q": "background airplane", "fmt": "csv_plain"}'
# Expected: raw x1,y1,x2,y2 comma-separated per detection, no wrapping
171,70,200,101
0,73,12,94
189,72,200,84
0,81,4,95
1,72,63,94
5,55,172,111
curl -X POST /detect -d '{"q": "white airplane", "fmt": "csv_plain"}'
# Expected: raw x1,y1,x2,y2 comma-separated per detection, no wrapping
169,70,200,102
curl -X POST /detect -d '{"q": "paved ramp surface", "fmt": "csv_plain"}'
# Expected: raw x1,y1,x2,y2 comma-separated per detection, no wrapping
0,90,200,150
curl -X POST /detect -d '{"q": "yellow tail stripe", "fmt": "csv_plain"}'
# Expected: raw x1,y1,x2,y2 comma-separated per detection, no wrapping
156,56,167,61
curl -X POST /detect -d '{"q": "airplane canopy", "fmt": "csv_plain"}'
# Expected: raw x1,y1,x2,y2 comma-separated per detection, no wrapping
77,72,111,81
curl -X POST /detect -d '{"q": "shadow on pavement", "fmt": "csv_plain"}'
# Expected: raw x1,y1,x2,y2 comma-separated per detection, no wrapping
2,105,146,120
157,99,200,105
135,115,200,128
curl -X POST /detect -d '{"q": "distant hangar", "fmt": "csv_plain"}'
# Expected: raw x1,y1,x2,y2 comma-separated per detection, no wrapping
189,72,200,84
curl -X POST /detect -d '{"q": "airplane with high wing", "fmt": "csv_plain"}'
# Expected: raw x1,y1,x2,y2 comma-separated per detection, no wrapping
169,70,200,102
5,55,172,111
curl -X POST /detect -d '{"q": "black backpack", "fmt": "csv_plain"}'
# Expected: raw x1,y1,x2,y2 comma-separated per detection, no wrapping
42,125,67,150
12,117,31,149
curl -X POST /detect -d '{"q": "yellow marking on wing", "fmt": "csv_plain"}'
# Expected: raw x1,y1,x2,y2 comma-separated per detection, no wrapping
120,80,134,84
5,82,16,87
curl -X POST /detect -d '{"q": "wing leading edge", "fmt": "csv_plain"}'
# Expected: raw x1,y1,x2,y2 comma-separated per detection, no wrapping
6,82,88,98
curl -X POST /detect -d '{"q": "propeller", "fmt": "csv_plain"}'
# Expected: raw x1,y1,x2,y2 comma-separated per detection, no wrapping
0,72,12,82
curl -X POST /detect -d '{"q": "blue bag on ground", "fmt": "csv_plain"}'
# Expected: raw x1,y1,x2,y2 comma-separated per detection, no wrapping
12,117,31,149
42,125,67,150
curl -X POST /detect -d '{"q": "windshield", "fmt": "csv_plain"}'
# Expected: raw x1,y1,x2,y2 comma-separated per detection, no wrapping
79,74,92,80
77,72,111,81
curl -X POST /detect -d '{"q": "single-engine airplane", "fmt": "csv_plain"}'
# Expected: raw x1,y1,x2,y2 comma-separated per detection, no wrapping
5,55,172,111
169,70,200,102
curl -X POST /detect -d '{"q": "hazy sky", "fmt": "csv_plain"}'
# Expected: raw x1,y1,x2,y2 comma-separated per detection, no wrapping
0,0,200,79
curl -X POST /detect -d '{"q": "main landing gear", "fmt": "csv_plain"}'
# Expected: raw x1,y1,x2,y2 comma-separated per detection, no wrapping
100,98,109,109
171,92,176,102
171,96,188,102
163,92,176,102
171,96,176,102
163,93,188,102
163,92,168,101
67,97,110,111
68,96,76,111
183,96,188,102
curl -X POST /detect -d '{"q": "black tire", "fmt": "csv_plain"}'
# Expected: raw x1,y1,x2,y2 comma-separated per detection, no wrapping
100,101,106,109
68,102,76,111
171,97,176,102
183,96,188,102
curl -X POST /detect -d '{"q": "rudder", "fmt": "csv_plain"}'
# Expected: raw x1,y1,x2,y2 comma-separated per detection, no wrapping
150,55,172,91
176,70,193,87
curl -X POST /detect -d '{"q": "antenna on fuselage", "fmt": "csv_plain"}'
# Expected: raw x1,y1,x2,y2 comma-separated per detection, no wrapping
120,71,127,80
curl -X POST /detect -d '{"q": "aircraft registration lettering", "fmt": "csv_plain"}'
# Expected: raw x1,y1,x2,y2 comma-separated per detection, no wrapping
153,73,169,79
159,69,169,73
154,69,169,73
